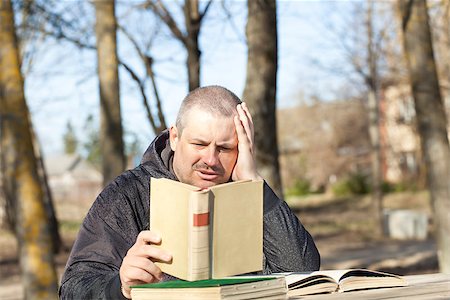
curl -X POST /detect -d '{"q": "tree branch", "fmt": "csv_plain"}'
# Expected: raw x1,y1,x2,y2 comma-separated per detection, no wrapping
199,0,213,21
24,2,96,50
120,61,158,133
118,24,167,133
145,0,186,44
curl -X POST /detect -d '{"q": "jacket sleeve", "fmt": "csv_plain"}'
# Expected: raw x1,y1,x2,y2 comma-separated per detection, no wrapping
59,171,149,300
262,182,320,273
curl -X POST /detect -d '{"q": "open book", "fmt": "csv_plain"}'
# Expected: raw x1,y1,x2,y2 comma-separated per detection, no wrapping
150,177,264,281
131,276,288,300
281,269,407,297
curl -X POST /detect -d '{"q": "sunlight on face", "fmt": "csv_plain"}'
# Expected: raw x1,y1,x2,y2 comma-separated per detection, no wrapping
170,109,238,189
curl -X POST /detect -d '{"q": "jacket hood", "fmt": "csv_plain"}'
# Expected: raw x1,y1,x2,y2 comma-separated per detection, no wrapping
140,130,177,180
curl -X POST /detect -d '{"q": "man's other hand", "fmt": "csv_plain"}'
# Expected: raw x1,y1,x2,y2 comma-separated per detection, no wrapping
232,102,262,182
119,230,172,299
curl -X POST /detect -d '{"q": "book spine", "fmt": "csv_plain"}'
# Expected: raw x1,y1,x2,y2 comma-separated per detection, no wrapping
187,191,210,281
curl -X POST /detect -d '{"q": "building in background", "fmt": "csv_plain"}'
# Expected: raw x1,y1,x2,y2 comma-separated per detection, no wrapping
44,154,103,204
277,81,450,193
380,85,421,184
277,100,372,192
380,83,450,185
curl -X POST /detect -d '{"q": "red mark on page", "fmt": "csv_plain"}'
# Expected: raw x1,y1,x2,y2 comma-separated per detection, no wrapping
193,213,209,227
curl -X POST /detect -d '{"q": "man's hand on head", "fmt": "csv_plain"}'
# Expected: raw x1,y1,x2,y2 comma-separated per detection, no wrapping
119,230,172,299
232,103,263,182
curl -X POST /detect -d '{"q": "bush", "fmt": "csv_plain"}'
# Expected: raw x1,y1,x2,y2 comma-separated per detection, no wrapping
332,173,369,197
382,181,394,193
286,179,311,196
382,180,419,193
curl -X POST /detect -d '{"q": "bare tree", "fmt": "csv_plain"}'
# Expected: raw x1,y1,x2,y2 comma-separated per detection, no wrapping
317,2,399,234
94,0,125,185
24,1,169,136
0,0,64,253
145,0,212,91
366,1,383,236
243,0,283,197
397,0,450,273
0,0,58,297
428,0,450,104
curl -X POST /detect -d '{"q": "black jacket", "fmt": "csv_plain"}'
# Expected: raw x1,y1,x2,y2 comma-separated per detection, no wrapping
59,130,320,299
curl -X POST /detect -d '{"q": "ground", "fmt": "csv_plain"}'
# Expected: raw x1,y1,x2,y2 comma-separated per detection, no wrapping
289,190,437,275
0,190,438,299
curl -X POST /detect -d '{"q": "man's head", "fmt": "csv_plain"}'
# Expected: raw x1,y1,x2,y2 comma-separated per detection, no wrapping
169,86,242,188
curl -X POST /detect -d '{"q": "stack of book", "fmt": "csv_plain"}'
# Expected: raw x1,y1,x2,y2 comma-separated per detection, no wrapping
141,178,407,299
131,276,288,300
130,269,407,299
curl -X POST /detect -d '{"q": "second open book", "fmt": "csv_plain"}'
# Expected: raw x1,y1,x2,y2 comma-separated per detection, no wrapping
282,269,407,297
150,177,264,281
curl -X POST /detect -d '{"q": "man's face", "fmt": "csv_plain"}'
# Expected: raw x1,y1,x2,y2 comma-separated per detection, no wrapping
169,109,238,189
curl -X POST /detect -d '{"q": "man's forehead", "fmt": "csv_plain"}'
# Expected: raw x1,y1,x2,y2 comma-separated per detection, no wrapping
183,109,235,127
182,113,237,143
187,105,237,118
183,123,237,139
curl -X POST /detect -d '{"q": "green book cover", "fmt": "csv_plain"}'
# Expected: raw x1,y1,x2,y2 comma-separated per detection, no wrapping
131,277,278,289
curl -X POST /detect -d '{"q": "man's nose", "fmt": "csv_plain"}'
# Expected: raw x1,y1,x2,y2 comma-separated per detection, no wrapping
203,146,219,166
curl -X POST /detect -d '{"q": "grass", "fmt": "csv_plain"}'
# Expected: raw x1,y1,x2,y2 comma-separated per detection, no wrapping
286,190,431,245
59,220,83,235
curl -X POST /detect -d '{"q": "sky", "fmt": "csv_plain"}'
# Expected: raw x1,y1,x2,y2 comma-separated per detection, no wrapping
24,1,366,157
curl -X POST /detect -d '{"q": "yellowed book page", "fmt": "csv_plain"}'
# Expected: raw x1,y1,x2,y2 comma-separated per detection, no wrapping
150,178,198,280
284,269,382,285
283,273,335,287
188,191,210,281
305,269,406,292
210,180,264,278
333,269,407,292
311,270,352,283
313,269,404,283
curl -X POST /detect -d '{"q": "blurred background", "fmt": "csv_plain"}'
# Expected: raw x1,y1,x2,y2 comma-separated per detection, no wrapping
0,0,449,299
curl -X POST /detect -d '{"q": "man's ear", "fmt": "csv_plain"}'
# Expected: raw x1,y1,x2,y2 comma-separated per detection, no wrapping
169,126,179,151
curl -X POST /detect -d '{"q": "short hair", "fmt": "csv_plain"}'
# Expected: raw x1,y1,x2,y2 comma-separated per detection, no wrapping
175,85,242,133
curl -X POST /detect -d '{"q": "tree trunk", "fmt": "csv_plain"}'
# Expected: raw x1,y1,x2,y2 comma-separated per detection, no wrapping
367,89,383,236
243,0,283,197
397,0,450,273
94,0,125,186
0,0,58,298
366,1,383,236
184,0,201,91
31,128,62,253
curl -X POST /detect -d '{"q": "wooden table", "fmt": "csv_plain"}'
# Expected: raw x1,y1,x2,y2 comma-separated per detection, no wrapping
290,273,450,300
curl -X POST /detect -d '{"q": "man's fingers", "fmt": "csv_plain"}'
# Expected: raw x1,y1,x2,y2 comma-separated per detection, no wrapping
136,244,172,263
237,104,254,152
136,230,161,245
120,230,170,299
122,265,159,285
120,257,162,299
127,230,172,263
237,104,252,137
241,102,251,119
234,116,247,144
241,102,254,134
125,256,163,281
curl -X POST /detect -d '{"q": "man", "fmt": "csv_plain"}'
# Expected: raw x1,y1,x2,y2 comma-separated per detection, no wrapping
60,86,320,299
